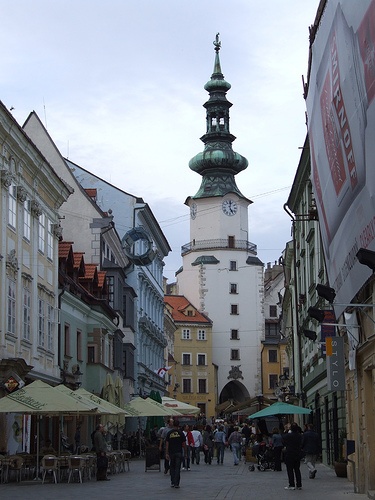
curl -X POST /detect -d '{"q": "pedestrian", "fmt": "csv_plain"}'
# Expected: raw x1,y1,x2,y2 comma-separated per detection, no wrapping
159,418,174,474
190,425,203,465
228,425,242,465
202,424,214,464
301,423,321,479
182,424,194,470
241,422,251,446
214,425,227,465
282,422,303,490
165,419,187,489
271,427,283,472
41,439,57,456
93,424,110,481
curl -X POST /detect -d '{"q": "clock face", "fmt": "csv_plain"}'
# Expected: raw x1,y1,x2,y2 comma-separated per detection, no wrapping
222,199,238,216
190,202,197,219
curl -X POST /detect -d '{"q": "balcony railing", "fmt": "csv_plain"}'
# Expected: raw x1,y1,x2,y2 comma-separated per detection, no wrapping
181,238,257,256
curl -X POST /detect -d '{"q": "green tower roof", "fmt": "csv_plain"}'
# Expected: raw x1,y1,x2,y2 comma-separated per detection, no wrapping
189,33,248,200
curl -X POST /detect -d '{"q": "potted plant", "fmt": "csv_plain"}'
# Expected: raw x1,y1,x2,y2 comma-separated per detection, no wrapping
334,429,348,477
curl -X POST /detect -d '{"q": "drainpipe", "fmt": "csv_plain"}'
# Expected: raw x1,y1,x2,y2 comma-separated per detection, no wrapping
283,203,303,399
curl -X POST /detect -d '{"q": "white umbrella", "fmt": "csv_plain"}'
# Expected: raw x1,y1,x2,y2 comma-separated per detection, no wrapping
161,397,201,415
123,397,182,417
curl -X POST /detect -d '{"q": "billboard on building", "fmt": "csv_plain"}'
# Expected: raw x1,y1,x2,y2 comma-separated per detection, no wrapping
307,0,375,316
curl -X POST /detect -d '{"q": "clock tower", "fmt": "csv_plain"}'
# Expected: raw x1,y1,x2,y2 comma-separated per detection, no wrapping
177,34,264,410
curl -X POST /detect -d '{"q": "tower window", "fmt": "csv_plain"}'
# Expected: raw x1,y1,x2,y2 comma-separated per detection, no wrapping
229,260,237,271
228,236,235,248
230,283,238,294
230,304,239,315
231,329,239,340
231,349,240,360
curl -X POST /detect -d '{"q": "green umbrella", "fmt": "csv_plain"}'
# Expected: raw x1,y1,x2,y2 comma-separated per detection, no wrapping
248,401,311,419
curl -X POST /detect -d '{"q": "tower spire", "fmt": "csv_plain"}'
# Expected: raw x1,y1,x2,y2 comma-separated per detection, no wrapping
189,34,248,199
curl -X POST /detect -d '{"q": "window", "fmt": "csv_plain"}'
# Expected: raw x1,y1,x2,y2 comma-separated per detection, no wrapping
88,346,95,363
197,329,206,340
230,304,239,315
182,329,191,340
77,330,82,361
229,260,237,271
182,353,191,365
182,379,192,393
197,354,206,366
265,322,279,337
38,213,45,253
64,324,70,356
7,278,16,335
8,183,17,228
47,219,53,260
268,349,278,363
38,298,45,347
198,379,207,393
269,305,277,317
186,310,194,317
231,349,240,360
107,276,115,308
269,374,278,389
47,303,53,350
230,283,238,294
231,329,239,340
23,200,31,241
228,236,235,248
23,288,31,340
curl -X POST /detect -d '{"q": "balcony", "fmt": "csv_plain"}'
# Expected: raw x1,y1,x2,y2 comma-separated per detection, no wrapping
181,238,257,256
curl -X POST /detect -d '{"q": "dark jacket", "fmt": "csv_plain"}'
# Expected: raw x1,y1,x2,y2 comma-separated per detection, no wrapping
301,430,321,455
282,431,302,459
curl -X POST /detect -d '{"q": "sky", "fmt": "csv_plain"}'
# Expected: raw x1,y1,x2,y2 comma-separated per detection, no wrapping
1,0,319,281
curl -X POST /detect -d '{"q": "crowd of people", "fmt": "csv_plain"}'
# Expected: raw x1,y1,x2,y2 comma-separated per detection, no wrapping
153,418,321,491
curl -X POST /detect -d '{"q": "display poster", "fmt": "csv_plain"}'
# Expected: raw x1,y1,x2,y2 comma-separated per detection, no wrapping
307,0,375,316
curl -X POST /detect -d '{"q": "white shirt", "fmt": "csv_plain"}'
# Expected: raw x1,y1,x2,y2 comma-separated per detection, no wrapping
191,429,203,447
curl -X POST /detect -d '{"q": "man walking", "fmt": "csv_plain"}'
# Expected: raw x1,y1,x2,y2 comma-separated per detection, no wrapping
302,423,321,479
190,425,203,465
93,424,109,481
228,425,242,465
282,422,303,490
159,418,174,474
214,425,227,465
165,420,187,489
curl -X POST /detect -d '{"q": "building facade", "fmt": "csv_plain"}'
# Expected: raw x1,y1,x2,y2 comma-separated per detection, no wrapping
164,295,215,419
0,102,72,452
261,262,288,401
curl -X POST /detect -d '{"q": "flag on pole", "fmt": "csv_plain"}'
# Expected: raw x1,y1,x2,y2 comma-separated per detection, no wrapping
154,366,171,378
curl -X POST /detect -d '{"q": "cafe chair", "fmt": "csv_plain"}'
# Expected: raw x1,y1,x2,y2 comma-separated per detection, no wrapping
8,455,24,482
67,456,85,483
41,455,58,484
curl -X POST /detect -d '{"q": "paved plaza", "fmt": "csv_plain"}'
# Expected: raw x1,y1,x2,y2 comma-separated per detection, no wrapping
1,450,367,500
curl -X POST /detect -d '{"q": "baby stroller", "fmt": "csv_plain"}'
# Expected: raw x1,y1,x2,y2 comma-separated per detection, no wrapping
248,442,276,472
